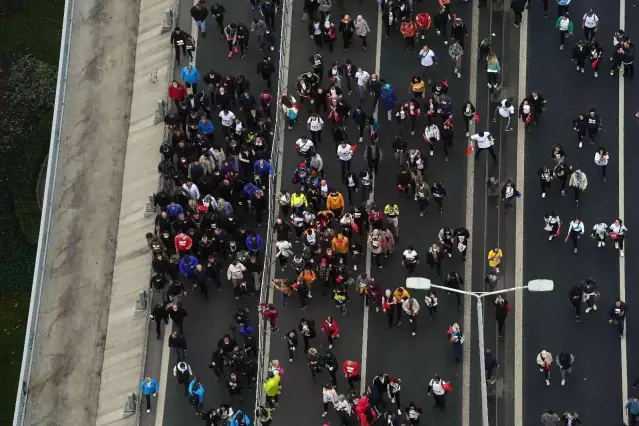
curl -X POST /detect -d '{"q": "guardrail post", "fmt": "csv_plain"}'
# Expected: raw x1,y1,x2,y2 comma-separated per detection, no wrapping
135,290,148,312
161,9,174,33
153,99,165,125
122,393,137,418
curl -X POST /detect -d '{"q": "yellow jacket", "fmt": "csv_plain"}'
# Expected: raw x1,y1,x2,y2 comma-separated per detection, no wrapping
326,193,345,211
393,287,410,301
488,249,503,268
291,192,308,208
410,80,425,93
264,375,281,397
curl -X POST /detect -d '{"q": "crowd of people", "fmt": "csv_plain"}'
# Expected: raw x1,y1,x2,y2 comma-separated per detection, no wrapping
141,0,635,424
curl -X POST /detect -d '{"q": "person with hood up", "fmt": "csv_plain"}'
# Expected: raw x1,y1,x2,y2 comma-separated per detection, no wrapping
449,39,464,79
568,168,588,207
380,82,397,122
537,349,553,386
188,377,205,413
140,377,160,413
181,63,201,93
556,352,574,386
402,295,420,336
178,254,199,281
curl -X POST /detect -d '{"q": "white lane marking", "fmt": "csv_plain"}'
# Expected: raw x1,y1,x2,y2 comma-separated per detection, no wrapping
461,2,480,426
359,3,382,395
619,0,628,419
514,8,529,426
155,321,171,426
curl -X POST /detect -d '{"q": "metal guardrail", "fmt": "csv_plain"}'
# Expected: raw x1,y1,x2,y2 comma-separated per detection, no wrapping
254,0,291,422
12,0,76,423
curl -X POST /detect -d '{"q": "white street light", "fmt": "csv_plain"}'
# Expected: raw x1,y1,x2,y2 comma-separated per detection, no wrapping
406,277,554,426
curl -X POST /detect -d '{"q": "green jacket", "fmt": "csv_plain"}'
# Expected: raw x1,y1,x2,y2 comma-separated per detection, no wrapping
556,17,574,33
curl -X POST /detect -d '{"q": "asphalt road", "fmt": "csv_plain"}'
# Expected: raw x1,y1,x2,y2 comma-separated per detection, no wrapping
521,1,625,425
159,1,280,422
268,0,472,425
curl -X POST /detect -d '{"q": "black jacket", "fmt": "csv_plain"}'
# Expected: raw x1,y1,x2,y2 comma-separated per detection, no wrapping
169,334,188,350
257,59,276,76
190,5,209,21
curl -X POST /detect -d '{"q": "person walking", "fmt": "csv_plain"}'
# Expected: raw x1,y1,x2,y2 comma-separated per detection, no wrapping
427,375,450,410
493,98,515,131
556,352,574,386
150,300,170,339
609,298,629,337
486,52,501,89
536,349,553,386
556,13,574,50
190,1,208,37
541,410,561,426
494,295,510,338
188,377,205,414
418,45,438,85
168,303,189,334
569,284,583,322
565,216,585,254
402,296,420,336
170,27,190,65
470,131,498,164
610,218,628,256
485,349,499,384
343,359,361,392
173,361,192,395
181,63,201,93
582,9,599,41
354,15,371,51
626,397,639,426
322,382,339,417
140,377,159,413
594,147,609,182
568,168,588,207
168,330,188,362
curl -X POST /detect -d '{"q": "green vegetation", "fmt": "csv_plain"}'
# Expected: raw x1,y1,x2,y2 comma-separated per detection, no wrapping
0,0,64,422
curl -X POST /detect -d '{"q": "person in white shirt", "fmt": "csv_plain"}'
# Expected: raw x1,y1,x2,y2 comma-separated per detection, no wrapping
470,131,497,163
307,113,324,145
219,109,236,139
544,212,561,241
591,220,608,247
493,98,515,131
355,68,370,101
565,217,585,254
425,290,438,319
582,9,599,41
594,147,609,182
422,124,440,156
427,375,449,409
182,180,200,200
296,136,315,160
337,141,353,181
418,45,437,84
609,218,627,256
402,246,419,276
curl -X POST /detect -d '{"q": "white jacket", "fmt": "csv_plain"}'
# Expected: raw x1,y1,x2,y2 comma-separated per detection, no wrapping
536,351,553,367
423,124,440,142
337,144,353,161
276,240,293,257
594,151,609,166
322,388,339,404
335,399,352,414
227,263,246,280
402,298,420,316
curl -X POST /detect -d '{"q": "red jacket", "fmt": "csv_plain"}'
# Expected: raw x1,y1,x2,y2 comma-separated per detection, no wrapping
416,13,432,29
168,83,187,101
321,319,340,337
355,396,377,426
343,360,360,377
174,234,193,252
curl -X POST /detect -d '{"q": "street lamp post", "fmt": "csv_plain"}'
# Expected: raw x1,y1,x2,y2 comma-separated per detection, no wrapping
406,277,554,426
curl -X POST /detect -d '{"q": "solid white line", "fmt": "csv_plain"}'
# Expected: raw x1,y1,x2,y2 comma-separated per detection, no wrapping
359,3,382,395
514,9,529,426
618,0,627,419
155,321,171,426
461,1,480,426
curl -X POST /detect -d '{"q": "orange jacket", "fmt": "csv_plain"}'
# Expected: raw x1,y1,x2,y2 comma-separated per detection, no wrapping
416,13,432,29
400,21,417,38
326,193,345,211
298,269,316,285
331,235,350,254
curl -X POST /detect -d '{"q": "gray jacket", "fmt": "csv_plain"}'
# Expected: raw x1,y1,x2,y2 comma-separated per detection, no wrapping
318,0,332,12
541,413,560,426
251,20,267,37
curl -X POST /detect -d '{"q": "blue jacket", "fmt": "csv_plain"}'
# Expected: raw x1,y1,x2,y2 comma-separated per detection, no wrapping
220,162,237,176
188,379,205,404
230,411,251,426
140,379,159,395
166,203,183,217
243,182,261,199
181,66,201,84
380,86,397,109
352,109,367,125
245,233,263,251
198,119,215,135
254,160,274,177
179,255,199,276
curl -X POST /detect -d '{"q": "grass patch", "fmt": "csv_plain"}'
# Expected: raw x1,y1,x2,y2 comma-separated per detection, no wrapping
0,293,31,425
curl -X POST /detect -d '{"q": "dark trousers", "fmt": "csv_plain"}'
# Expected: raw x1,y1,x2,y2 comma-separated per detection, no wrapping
155,319,168,339
513,11,522,24
174,45,186,64
145,394,152,410
475,146,498,162
624,62,635,79
433,393,446,409
261,73,273,89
